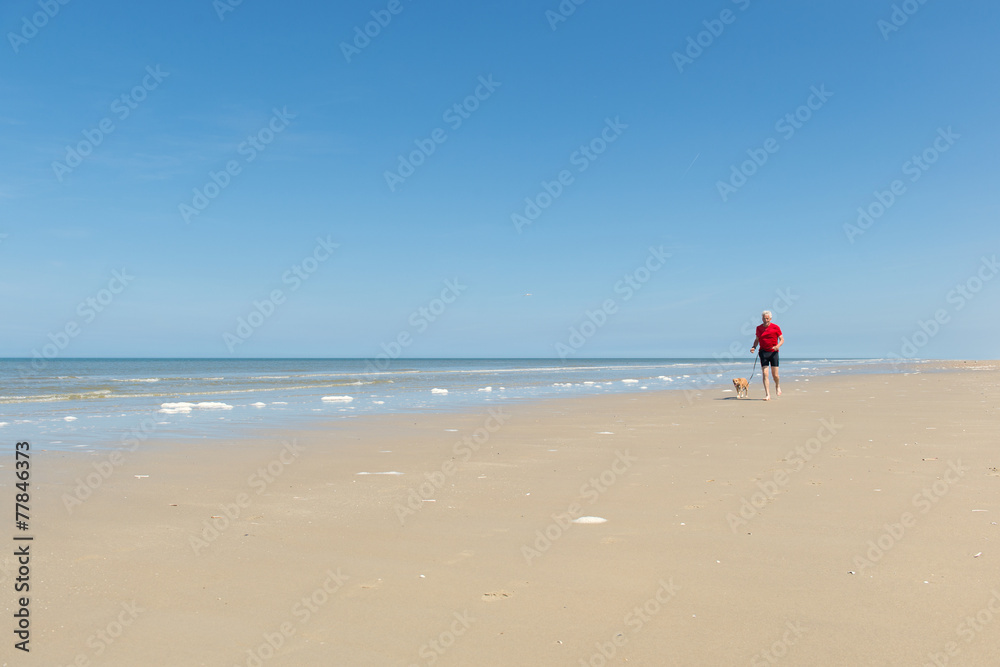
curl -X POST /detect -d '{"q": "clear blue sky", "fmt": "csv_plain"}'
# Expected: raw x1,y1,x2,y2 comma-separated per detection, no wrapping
1,0,997,359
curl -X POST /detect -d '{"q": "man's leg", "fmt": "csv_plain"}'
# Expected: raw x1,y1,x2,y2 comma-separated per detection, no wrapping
761,359,771,400
772,366,780,397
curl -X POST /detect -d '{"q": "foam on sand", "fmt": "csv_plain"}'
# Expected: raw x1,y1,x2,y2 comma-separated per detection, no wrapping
321,396,354,403
355,471,404,475
572,516,608,524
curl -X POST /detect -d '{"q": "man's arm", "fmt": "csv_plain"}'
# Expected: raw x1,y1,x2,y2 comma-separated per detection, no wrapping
774,334,784,351
751,334,760,352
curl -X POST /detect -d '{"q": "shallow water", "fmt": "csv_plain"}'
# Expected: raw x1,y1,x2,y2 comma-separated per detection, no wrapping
0,358,908,450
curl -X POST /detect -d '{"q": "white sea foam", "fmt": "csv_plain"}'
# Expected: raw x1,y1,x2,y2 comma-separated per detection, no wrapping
63,416,78,421
622,379,639,384
658,376,673,381
272,401,288,405
572,516,607,524
159,401,233,414
431,388,448,395
251,402,267,407
478,386,493,392
373,401,385,404
355,471,404,475
321,396,354,403
0,422,7,427
553,382,572,387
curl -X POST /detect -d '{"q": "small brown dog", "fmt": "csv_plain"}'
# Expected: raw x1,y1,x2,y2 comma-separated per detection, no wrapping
732,378,749,398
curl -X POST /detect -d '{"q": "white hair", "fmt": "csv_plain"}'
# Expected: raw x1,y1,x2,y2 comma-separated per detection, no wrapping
762,310,772,319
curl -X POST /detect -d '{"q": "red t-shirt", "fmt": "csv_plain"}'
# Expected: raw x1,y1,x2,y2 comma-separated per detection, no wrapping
756,323,782,351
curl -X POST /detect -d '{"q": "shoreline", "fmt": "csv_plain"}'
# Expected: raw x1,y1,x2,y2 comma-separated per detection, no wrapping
14,357,989,454
6,363,1000,665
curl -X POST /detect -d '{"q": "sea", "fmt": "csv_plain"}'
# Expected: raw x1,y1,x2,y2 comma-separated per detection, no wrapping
0,358,901,451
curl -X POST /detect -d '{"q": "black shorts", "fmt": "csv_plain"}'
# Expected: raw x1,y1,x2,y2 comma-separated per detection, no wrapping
759,349,779,367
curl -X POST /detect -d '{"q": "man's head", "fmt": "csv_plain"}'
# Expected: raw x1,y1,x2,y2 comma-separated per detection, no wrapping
761,310,772,325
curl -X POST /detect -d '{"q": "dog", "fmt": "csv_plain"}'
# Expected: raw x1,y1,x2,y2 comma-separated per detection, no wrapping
732,378,749,398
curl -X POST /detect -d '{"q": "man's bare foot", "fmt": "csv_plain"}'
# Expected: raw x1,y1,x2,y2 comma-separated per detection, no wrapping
764,395,771,401
776,387,781,396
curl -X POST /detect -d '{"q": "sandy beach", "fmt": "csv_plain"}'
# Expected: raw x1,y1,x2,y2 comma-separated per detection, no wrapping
7,363,1000,666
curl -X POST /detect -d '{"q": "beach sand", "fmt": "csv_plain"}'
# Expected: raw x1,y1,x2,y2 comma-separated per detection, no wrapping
7,363,1000,666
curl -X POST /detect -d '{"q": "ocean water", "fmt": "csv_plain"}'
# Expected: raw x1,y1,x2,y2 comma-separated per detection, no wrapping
0,358,895,450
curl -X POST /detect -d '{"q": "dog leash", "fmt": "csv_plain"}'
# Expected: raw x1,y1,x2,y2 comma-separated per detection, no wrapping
748,354,758,382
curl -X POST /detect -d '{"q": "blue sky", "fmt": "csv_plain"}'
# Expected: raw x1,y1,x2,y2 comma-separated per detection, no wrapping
1,0,997,359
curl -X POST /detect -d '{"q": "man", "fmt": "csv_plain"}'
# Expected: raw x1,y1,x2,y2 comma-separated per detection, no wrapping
750,310,783,401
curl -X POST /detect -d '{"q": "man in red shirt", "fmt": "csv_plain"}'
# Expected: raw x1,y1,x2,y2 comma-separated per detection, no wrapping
751,310,784,401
